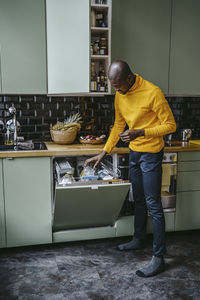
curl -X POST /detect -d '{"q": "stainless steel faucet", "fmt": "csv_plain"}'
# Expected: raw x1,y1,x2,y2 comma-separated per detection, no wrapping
8,104,17,146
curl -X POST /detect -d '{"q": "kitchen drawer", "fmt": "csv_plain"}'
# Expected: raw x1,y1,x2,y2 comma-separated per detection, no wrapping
53,181,130,231
175,191,200,231
178,161,200,172
178,151,200,162
177,171,200,192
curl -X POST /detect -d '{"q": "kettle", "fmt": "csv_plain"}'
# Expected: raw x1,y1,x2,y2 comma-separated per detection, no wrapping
181,129,192,142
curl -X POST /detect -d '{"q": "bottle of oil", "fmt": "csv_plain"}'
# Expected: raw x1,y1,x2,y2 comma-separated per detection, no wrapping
98,63,105,92
91,62,97,92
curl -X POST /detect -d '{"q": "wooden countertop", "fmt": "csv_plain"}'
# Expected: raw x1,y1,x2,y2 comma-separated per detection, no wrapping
0,141,200,158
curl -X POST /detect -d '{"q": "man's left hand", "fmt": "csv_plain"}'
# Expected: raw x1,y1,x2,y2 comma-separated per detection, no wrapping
119,129,144,143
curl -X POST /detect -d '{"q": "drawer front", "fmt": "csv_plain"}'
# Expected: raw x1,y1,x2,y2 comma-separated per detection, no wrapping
178,161,200,172
53,182,130,231
178,151,200,162
177,171,200,191
176,191,200,231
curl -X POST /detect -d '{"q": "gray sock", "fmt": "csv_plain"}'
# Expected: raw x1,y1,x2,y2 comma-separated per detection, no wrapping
117,237,143,251
136,256,165,277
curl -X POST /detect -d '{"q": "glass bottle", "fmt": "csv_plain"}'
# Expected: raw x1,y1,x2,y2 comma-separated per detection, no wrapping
91,62,97,92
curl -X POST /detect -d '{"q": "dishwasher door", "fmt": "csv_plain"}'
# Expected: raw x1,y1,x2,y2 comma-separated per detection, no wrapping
53,181,130,231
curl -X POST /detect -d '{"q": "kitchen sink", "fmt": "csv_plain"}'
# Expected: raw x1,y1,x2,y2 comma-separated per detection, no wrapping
0,142,47,152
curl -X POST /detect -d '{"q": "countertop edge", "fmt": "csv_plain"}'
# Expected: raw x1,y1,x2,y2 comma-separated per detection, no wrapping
0,142,200,158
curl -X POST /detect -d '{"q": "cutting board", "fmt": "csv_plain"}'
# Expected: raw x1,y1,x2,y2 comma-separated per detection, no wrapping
189,140,200,145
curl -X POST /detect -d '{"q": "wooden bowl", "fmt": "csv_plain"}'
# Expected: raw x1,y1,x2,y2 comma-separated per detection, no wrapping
79,138,104,145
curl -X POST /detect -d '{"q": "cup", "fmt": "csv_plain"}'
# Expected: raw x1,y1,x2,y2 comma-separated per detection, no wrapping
4,131,14,145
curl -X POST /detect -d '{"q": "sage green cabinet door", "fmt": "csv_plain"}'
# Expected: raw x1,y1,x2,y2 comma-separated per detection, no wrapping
169,0,200,95
3,157,52,247
177,171,200,192
175,192,200,231
178,151,200,162
46,0,90,94
0,46,2,93
0,0,47,94
0,159,6,248
112,0,171,94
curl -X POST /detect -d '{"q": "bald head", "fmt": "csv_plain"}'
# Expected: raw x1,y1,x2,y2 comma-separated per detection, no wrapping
108,61,133,82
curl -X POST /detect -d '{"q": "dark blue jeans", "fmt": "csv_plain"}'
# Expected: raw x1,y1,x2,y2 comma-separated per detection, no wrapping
129,149,165,257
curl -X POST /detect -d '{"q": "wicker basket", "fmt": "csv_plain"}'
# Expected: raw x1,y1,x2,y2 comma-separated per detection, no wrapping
50,127,77,145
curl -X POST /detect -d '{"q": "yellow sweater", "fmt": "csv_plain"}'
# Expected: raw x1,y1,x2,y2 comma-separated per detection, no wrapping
104,74,176,154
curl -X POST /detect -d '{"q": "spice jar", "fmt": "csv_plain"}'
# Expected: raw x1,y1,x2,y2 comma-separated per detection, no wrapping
99,37,107,47
100,46,106,55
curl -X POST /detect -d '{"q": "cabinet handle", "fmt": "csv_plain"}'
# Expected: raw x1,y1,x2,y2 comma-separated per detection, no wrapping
6,157,14,160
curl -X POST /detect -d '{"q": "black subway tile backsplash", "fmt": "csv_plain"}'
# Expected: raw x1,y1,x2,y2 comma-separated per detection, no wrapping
0,95,200,141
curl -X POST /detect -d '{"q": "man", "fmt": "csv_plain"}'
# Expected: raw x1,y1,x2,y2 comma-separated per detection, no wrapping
84,61,176,277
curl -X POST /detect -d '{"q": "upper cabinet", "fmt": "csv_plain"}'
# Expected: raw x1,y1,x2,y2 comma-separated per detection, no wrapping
46,0,90,95
0,0,199,96
0,0,47,94
112,0,171,94
169,0,200,95
0,47,2,93
46,0,112,95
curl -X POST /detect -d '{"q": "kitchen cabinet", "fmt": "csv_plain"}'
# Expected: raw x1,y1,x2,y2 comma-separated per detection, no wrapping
0,0,47,94
175,151,200,231
3,157,52,247
0,48,2,93
46,0,112,95
0,159,6,248
112,0,171,94
169,0,200,95
46,0,90,95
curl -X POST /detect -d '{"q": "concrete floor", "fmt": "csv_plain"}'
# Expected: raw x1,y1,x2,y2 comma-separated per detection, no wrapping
0,230,200,300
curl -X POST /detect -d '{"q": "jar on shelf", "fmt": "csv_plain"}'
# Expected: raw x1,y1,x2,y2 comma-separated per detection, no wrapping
99,46,106,55
99,37,107,47
93,40,100,55
95,11,105,27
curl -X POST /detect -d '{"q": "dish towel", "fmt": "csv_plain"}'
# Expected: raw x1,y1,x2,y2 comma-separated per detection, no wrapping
17,140,34,150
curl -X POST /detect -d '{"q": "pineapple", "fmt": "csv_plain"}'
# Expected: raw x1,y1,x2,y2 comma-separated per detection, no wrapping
51,113,82,131
64,113,82,125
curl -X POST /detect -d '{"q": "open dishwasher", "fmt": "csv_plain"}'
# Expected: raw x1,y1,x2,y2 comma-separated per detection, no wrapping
52,156,130,237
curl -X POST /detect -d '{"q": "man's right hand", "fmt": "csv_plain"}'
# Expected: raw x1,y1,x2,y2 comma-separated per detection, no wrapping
84,151,107,169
